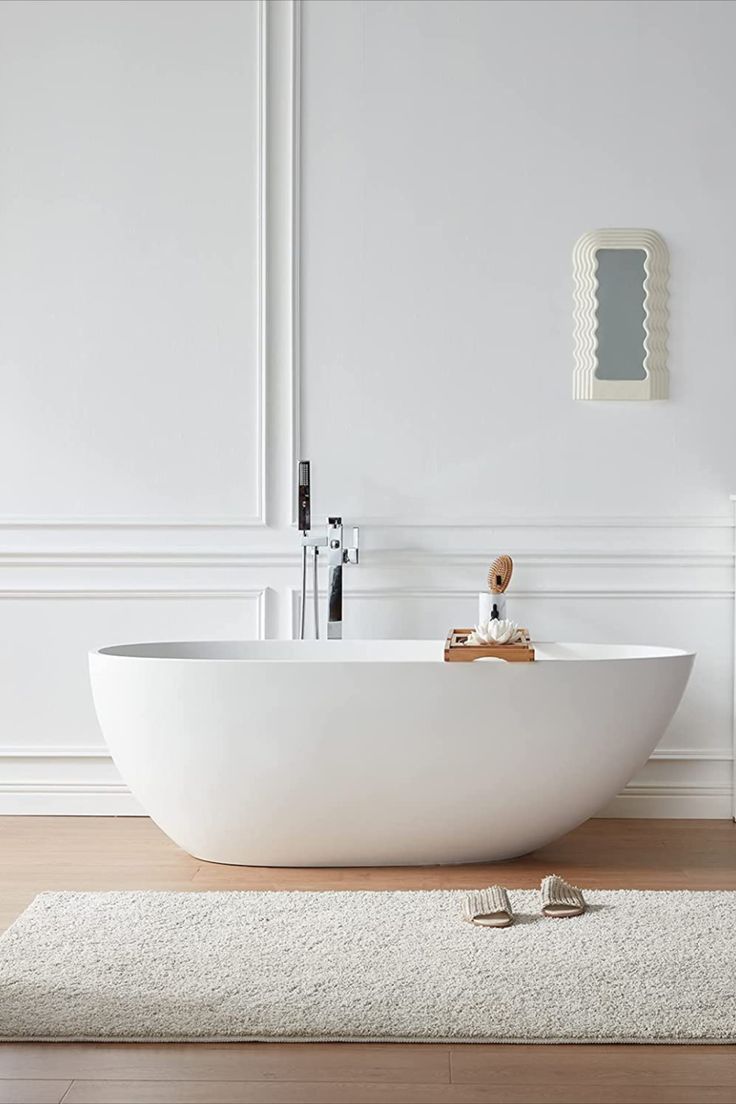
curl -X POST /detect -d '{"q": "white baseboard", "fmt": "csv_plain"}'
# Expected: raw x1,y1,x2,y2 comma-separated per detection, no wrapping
1,745,731,818
0,783,144,816
0,782,730,819
599,783,732,819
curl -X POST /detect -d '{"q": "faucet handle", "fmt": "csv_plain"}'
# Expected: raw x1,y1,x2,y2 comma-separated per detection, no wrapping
346,526,360,565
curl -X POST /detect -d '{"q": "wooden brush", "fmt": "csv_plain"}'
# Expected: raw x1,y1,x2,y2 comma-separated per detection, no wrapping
487,554,513,594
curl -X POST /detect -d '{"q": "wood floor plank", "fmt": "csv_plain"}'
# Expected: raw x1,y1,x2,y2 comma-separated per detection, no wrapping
0,1082,71,1104
59,1080,736,1104
2,818,735,903
0,1044,450,1085
449,1044,736,1086
0,818,201,934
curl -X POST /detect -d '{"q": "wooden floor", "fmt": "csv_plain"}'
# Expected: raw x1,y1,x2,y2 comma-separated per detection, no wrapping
0,817,735,1104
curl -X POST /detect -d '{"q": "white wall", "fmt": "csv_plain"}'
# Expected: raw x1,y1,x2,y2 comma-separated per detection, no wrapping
0,0,733,818
301,0,736,522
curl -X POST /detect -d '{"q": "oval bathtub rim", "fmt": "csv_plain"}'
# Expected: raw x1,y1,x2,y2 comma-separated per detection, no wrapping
89,640,696,665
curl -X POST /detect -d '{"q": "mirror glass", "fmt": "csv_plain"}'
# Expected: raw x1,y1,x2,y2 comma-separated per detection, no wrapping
594,248,646,381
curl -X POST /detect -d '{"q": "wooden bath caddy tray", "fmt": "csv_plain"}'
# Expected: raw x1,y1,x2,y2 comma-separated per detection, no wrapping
444,628,535,663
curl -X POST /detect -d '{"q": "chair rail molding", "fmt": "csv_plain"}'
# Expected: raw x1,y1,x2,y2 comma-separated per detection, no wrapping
348,515,733,529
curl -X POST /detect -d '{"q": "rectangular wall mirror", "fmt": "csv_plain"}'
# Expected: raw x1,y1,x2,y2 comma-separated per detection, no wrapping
572,229,669,400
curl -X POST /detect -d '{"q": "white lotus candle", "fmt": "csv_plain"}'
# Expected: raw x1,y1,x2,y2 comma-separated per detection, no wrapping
467,618,524,646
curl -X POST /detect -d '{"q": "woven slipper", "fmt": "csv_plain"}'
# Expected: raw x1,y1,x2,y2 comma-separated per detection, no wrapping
463,885,514,928
540,874,586,918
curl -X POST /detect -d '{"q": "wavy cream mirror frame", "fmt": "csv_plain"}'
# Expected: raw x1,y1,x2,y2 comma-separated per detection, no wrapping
573,229,669,401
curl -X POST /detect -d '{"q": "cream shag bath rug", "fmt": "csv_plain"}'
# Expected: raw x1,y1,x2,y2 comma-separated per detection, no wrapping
0,889,734,1043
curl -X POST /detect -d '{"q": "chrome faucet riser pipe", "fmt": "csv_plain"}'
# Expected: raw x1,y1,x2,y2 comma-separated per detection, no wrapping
299,545,307,641
327,517,344,640
313,547,320,639
296,461,359,640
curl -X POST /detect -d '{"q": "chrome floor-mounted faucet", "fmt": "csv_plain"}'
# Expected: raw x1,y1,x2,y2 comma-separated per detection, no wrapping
298,461,359,640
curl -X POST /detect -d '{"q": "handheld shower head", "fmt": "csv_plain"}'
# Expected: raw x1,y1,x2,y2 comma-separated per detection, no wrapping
298,460,311,534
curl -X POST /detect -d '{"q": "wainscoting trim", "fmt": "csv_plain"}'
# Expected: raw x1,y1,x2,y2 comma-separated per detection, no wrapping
0,551,300,568
0,744,730,763
350,516,736,529
0,514,732,531
602,783,733,819
367,550,735,568
0,587,267,600
0,549,731,569
0,747,112,759
0,782,143,816
0,778,728,819
345,588,735,600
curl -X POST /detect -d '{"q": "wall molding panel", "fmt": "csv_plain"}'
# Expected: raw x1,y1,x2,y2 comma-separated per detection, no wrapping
0,0,276,531
0,586,269,635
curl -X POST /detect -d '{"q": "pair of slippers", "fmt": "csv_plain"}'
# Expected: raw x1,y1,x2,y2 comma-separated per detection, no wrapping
463,874,586,928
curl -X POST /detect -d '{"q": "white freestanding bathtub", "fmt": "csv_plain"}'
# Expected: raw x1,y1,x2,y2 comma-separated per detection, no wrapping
89,640,693,867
